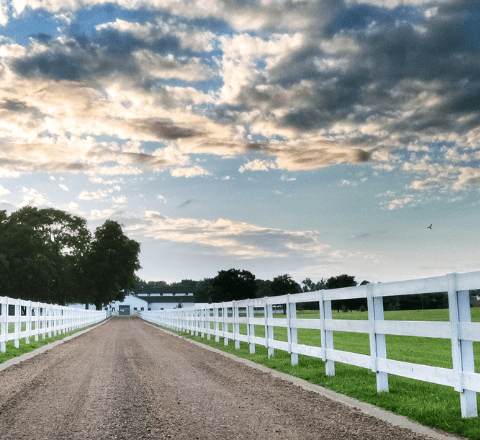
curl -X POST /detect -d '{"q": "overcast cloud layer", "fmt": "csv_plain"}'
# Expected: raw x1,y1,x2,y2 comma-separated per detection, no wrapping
1,0,479,283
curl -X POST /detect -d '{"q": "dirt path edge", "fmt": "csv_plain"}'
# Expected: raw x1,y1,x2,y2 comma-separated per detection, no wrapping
0,317,112,373
143,321,463,440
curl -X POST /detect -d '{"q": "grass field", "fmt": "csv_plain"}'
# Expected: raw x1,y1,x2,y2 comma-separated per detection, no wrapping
175,308,480,440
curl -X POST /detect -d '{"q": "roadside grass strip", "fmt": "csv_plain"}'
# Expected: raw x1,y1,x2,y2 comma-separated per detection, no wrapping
0,322,88,364
174,308,480,440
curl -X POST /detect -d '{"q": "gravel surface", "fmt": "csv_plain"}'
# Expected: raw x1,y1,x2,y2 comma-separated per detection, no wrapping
0,317,443,439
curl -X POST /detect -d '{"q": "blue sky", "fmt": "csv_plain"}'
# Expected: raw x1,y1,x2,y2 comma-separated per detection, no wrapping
1,0,480,285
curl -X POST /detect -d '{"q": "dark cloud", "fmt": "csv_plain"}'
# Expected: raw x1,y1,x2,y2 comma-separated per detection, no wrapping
91,28,181,55
251,0,480,144
130,118,200,140
0,99,44,118
12,38,139,81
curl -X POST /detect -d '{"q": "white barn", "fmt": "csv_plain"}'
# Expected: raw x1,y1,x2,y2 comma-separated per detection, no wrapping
105,293,195,314
137,293,195,311
106,295,148,315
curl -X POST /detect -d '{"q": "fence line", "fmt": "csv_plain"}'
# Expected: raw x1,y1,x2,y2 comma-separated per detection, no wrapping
140,271,480,419
0,296,106,353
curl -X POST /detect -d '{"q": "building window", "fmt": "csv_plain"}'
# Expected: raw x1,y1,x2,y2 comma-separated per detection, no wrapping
141,307,144,311
134,307,137,311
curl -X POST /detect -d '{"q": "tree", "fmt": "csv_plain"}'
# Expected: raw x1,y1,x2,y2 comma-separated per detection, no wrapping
194,278,214,303
0,207,91,304
208,269,257,303
85,220,141,310
269,274,302,314
302,277,327,292
326,274,361,312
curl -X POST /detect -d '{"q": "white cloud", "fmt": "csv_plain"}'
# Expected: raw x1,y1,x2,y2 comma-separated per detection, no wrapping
59,184,69,191
388,197,414,210
127,210,331,259
112,195,127,205
170,165,210,178
21,187,50,207
78,186,120,200
239,159,277,173
0,185,10,196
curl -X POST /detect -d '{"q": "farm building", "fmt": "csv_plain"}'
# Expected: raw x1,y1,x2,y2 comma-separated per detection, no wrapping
105,293,195,315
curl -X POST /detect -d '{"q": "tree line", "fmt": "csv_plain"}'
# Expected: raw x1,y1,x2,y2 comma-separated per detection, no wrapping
0,206,141,310
137,269,475,312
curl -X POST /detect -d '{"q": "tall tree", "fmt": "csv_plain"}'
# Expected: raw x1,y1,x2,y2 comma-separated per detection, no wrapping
269,274,302,314
326,274,361,312
0,207,91,304
209,269,258,303
85,220,141,310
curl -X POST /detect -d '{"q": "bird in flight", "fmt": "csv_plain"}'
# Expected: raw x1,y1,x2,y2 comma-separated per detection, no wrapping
427,224,432,229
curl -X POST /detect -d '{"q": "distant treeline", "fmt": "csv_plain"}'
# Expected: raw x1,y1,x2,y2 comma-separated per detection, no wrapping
136,271,479,312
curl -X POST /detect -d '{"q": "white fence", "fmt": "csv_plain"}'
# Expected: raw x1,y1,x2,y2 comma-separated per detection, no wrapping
0,296,106,353
140,271,480,419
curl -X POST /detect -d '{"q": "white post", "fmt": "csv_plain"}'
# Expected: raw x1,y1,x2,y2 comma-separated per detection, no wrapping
14,299,20,348
286,295,298,366
214,305,220,342
367,284,388,392
0,297,7,353
25,301,32,345
321,291,335,376
265,299,274,358
223,304,229,346
247,304,255,354
233,302,240,350
448,273,477,418
206,306,212,340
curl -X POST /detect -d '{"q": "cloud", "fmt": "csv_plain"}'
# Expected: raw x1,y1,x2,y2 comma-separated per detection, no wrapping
170,165,210,178
59,184,69,191
239,159,277,173
21,187,50,207
127,210,331,259
78,186,120,201
0,184,10,196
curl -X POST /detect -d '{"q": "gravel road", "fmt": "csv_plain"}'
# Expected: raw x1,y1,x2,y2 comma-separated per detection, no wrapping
0,317,442,439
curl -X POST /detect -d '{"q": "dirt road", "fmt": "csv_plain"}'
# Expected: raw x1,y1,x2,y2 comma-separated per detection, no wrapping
0,317,436,439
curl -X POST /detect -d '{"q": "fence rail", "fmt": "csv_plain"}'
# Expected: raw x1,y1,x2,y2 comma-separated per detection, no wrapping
140,271,480,419
0,296,106,352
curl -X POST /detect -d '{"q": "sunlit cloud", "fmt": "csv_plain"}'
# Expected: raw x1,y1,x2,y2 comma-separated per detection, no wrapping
127,211,331,259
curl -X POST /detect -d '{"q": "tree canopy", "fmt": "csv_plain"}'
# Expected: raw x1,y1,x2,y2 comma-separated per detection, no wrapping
0,207,140,309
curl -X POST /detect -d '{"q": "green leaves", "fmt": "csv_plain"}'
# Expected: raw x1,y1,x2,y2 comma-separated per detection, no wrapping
0,207,140,308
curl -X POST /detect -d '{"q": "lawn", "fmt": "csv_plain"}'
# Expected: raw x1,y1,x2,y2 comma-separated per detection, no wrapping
174,307,480,440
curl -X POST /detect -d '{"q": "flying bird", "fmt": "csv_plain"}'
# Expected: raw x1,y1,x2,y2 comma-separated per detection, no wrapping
427,224,432,229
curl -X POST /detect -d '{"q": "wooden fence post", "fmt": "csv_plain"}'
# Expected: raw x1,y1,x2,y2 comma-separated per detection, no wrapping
265,299,274,358
14,298,20,348
367,283,389,392
247,304,255,354
223,304,229,346
448,273,477,418
286,294,298,366
233,302,240,350
320,291,335,376
26,300,32,345
0,297,7,353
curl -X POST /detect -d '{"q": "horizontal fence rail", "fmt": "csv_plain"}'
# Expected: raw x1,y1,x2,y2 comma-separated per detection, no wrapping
0,296,106,353
140,271,480,419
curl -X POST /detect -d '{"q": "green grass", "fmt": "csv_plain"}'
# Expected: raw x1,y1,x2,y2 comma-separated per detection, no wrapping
0,323,94,364
168,308,480,440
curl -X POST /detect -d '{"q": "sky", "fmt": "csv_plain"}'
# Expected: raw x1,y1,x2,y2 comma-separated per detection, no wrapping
0,0,480,286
